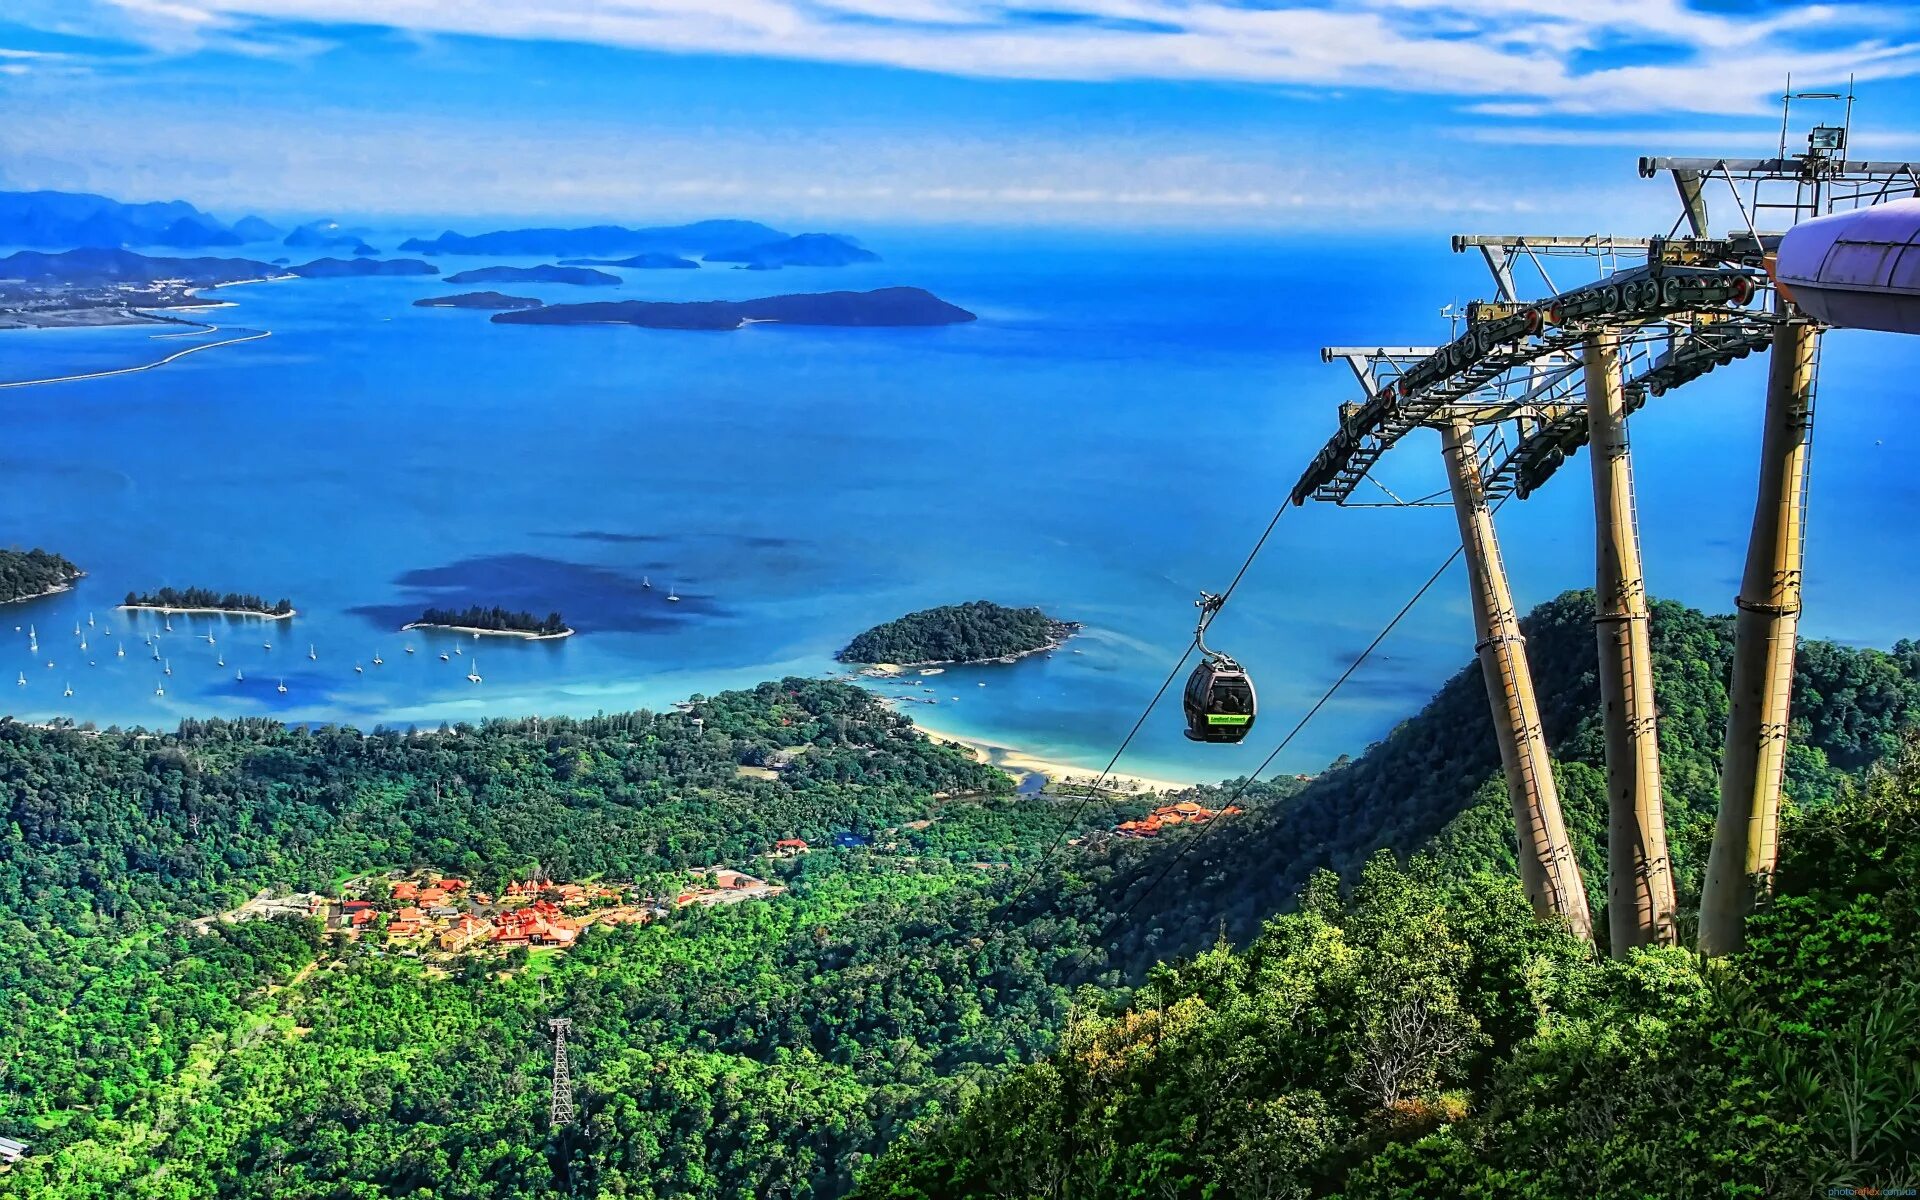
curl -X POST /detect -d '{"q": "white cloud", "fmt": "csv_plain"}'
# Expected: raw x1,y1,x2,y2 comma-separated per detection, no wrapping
38,0,1920,116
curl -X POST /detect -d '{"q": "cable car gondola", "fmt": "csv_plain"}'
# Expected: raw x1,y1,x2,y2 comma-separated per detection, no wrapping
1183,591,1256,743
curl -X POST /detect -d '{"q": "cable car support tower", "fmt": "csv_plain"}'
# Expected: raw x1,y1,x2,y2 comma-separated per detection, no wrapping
1291,89,1917,954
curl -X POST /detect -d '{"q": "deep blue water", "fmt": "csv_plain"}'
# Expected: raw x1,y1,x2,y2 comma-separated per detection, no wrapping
0,228,1916,784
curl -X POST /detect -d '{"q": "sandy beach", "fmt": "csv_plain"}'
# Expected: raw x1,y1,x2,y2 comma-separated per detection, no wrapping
402,622,575,641
906,712,1200,795
119,604,297,620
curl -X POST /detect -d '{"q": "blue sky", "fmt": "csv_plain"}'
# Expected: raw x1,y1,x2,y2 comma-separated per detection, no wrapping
2,0,1918,230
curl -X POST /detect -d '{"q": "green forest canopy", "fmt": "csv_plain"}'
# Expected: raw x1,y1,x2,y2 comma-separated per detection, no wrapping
857,758,1920,1197
413,604,569,635
3,592,1917,1198
0,547,81,604
839,600,1074,664
123,586,292,614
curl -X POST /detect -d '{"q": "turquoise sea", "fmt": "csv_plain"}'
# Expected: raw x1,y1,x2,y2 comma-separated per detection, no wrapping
1,228,1917,783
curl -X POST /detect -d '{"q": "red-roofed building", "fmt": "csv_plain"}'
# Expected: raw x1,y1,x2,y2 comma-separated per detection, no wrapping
775,838,809,852
350,908,376,928
417,887,449,906
391,881,420,902
432,878,468,892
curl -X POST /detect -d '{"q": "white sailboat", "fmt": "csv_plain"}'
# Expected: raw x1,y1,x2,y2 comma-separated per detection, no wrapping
404,645,415,655
164,618,173,632
667,583,681,603
73,623,80,637
217,653,226,667
15,673,23,687
263,641,272,650
206,632,216,645
372,652,384,665
116,644,125,658
439,651,450,662
63,682,72,697
87,613,94,627
236,668,244,681
467,658,482,684
155,681,165,696
308,643,317,660
163,660,172,676
354,662,363,673
643,575,651,589
79,639,86,651
276,679,287,694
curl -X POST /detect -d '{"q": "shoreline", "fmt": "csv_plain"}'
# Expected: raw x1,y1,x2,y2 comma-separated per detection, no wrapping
402,622,575,641
1,578,83,605
850,626,1081,673
906,712,1199,795
0,326,272,390
119,604,297,620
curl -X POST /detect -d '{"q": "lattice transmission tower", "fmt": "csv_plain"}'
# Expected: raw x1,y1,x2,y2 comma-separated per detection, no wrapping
548,1018,576,1130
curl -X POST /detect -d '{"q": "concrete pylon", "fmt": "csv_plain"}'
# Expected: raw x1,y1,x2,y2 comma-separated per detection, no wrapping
1700,319,1819,956
1441,417,1594,942
1583,333,1677,954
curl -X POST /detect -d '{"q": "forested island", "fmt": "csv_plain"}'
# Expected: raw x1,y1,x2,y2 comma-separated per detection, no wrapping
838,600,1077,665
121,587,294,617
287,257,438,277
704,232,879,269
443,265,620,287
2,595,1917,1198
396,220,784,258
0,548,83,603
556,252,700,269
412,291,544,310
405,604,572,638
492,286,974,331
0,246,278,286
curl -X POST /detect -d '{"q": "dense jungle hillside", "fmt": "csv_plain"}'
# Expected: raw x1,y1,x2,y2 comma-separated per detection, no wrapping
3,592,1916,1198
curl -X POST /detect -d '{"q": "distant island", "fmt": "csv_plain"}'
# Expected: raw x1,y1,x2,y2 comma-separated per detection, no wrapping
404,605,573,639
0,247,278,287
121,587,295,618
443,265,620,287
230,215,281,243
491,287,974,331
0,548,84,604
398,220,786,258
284,219,375,255
838,601,1077,666
289,257,438,278
413,291,544,310
0,189,277,250
556,252,700,269
705,233,879,270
